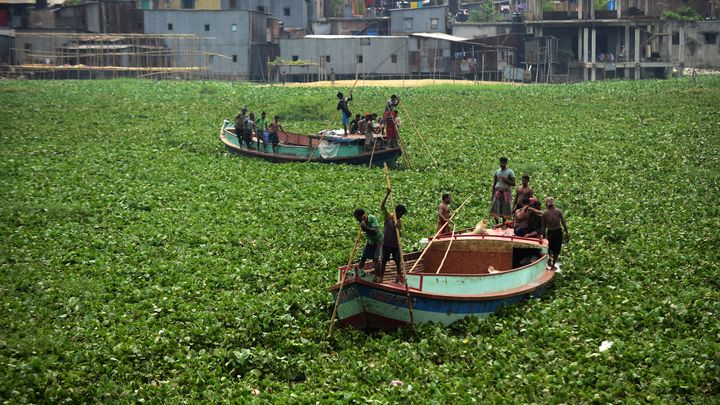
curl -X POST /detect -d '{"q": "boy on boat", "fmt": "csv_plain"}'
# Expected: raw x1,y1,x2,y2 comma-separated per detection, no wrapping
336,91,353,136
242,112,256,149
256,111,269,148
235,107,247,140
350,114,361,134
514,174,534,210
383,110,399,148
353,208,383,277
376,188,408,284
437,193,452,234
542,197,569,270
267,116,284,153
385,94,400,112
490,157,515,225
364,113,376,151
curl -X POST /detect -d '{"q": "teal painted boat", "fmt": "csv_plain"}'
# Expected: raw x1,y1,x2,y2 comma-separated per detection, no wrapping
220,120,402,167
328,230,554,330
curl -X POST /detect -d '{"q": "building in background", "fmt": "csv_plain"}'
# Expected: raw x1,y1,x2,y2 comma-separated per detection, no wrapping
144,9,279,79
278,34,408,81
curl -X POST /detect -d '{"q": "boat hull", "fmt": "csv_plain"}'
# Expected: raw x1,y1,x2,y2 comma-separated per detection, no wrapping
220,122,401,167
328,233,554,330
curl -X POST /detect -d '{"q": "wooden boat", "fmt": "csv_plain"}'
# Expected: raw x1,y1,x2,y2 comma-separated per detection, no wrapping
328,229,554,330
220,120,402,167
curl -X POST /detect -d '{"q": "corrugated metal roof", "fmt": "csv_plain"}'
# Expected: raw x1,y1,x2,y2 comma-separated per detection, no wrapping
410,32,470,42
304,35,408,40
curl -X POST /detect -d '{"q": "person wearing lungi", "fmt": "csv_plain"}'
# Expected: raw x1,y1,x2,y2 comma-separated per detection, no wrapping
490,156,515,225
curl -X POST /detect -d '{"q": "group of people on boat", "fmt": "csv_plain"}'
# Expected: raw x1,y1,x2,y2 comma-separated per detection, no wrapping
354,156,570,285
337,91,402,151
234,107,286,153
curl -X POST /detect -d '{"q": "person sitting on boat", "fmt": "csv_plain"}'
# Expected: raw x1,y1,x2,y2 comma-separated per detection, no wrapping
541,197,569,270
514,174,534,211
353,208,383,277
364,113,376,152
513,198,531,236
524,198,543,238
437,193,452,234
267,115,284,154
383,110,399,148
336,91,353,136
376,187,407,284
490,157,515,226
357,113,368,135
385,94,400,112
242,112,256,149
349,114,361,134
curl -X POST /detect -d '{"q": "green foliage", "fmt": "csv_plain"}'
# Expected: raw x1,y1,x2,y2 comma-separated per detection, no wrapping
557,48,576,62
1,78,719,402
329,0,343,17
594,0,609,11
468,3,502,22
662,6,703,21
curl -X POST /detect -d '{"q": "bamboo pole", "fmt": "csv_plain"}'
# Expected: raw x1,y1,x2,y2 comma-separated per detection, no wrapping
406,195,472,274
306,75,360,162
397,105,438,169
435,223,457,274
327,229,363,337
368,138,377,168
383,163,414,325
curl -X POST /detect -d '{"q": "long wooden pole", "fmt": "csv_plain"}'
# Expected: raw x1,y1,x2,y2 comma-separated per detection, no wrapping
383,163,414,325
368,138,377,168
327,229,363,337
407,195,472,274
397,105,438,168
435,223,457,274
307,76,361,162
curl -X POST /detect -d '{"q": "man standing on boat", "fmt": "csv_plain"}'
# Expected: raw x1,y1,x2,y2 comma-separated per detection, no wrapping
235,107,247,138
353,207,383,277
542,197,569,270
337,91,353,136
377,188,407,284
437,193,452,234
490,157,515,225
385,94,400,112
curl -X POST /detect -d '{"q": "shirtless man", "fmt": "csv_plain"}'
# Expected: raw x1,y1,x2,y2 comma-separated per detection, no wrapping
542,197,569,270
437,193,452,234
514,175,534,210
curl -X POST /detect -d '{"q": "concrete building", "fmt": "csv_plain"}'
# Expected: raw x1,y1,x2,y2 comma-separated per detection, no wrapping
144,9,279,79
278,35,409,80
524,0,700,81
390,4,448,35
138,0,318,30
221,0,315,30
664,20,720,69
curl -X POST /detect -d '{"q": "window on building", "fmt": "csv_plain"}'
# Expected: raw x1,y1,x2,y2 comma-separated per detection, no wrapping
404,18,413,31
205,24,210,31
704,32,717,45
325,55,331,62
284,7,290,16
391,54,397,63
292,55,299,61
232,55,237,62
229,0,236,8
167,23,173,31
357,55,363,63
672,32,679,45
181,0,194,9
137,22,143,30
257,5,265,12
231,23,237,32
430,18,439,30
